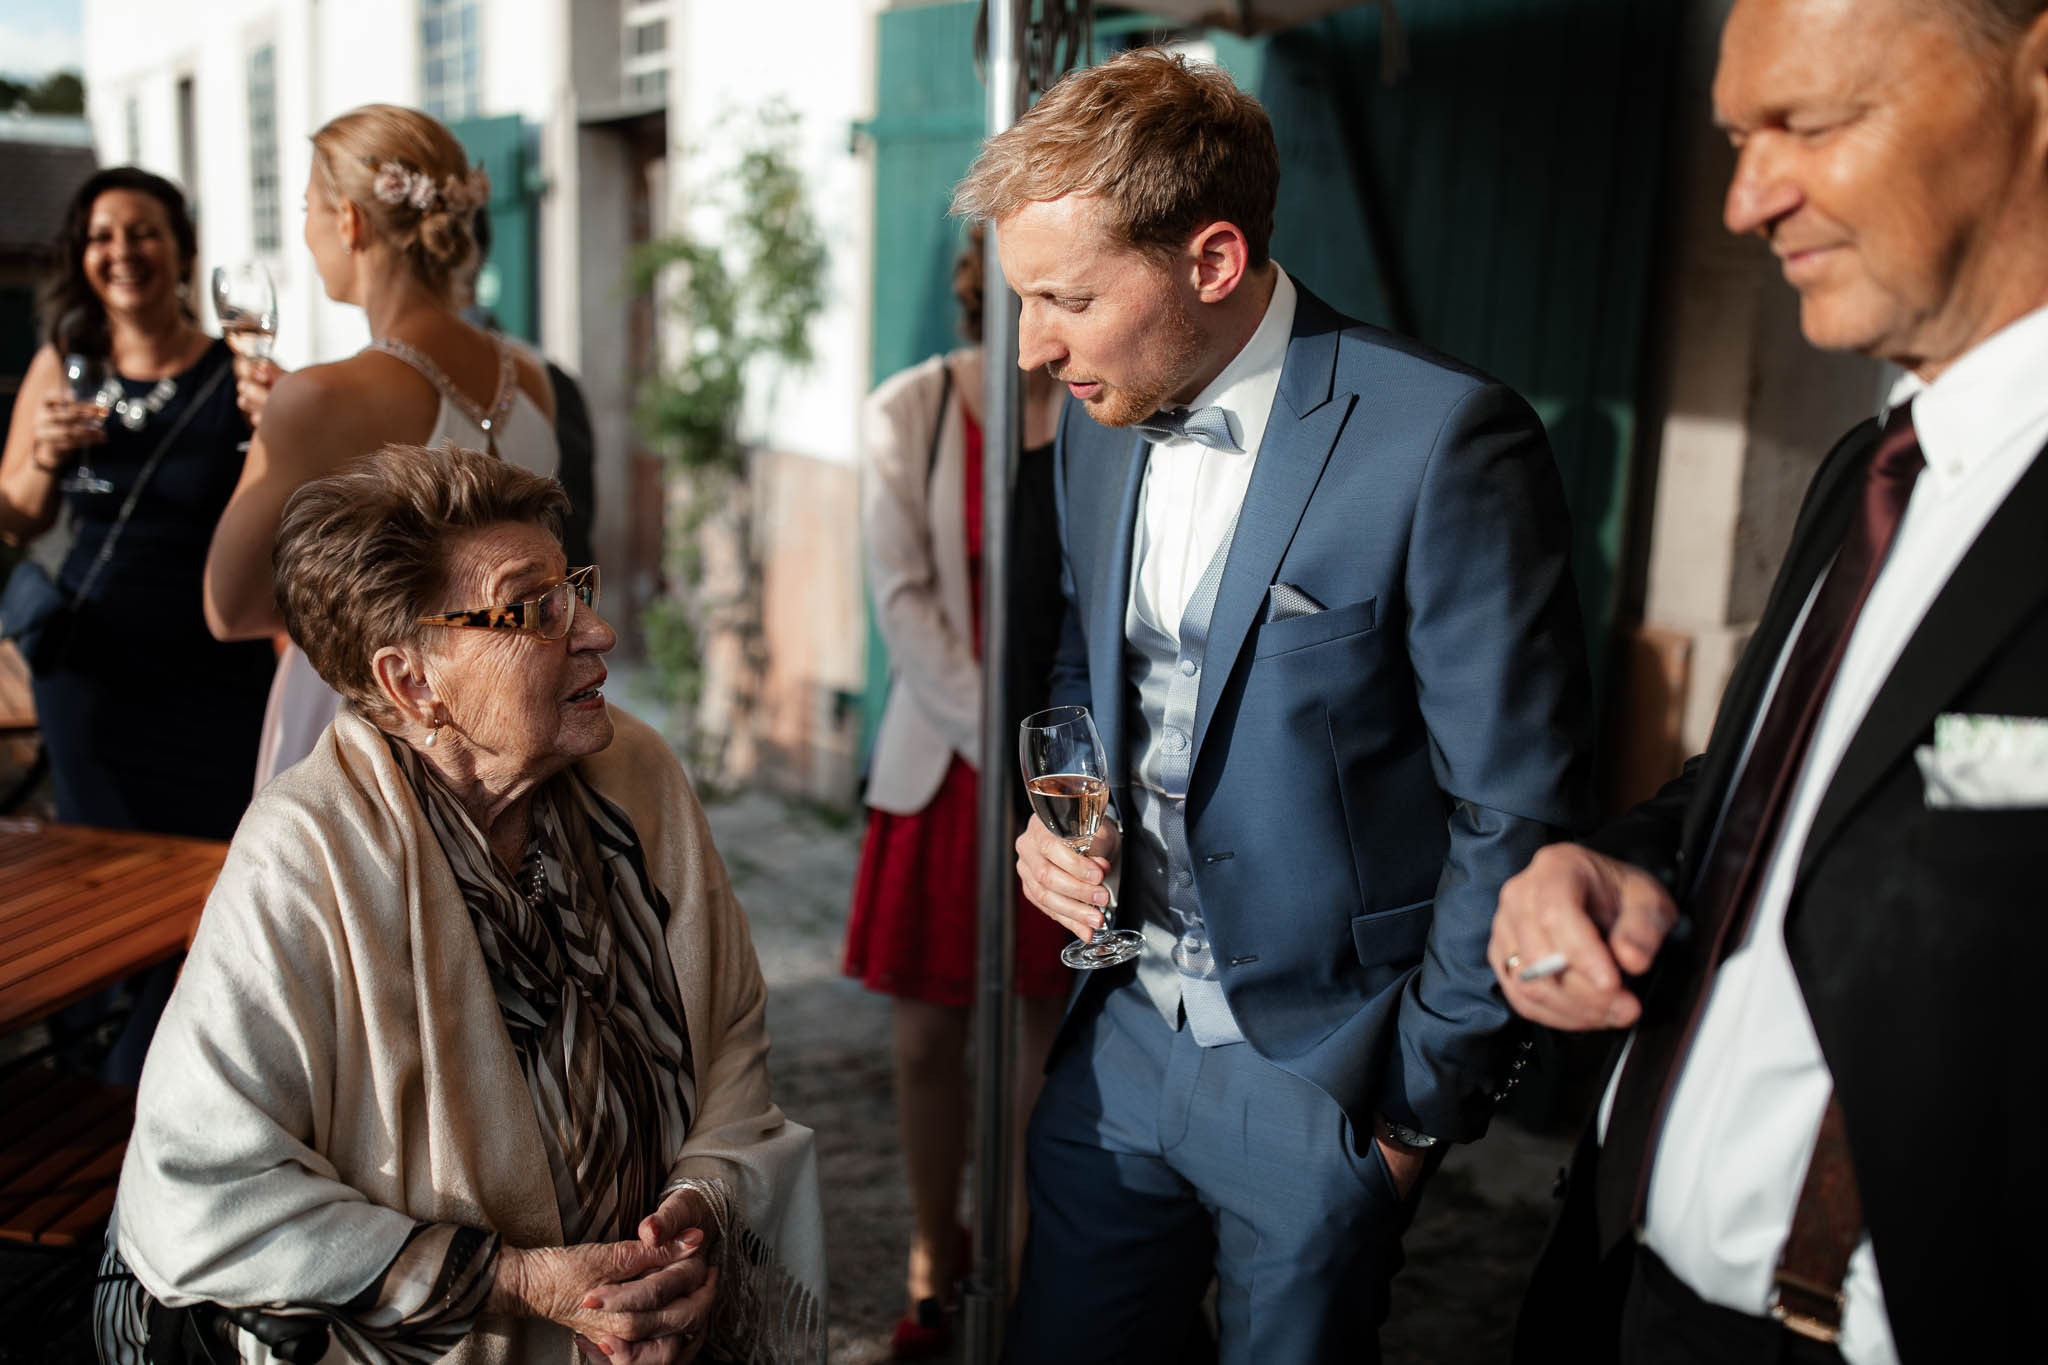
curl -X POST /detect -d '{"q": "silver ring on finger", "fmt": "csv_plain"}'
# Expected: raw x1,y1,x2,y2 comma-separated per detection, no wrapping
1504,953,1522,974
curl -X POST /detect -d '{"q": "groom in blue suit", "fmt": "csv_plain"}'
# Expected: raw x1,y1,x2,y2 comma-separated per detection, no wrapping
955,49,1595,1363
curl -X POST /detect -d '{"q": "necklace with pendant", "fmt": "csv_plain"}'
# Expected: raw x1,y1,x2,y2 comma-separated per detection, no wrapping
96,374,178,432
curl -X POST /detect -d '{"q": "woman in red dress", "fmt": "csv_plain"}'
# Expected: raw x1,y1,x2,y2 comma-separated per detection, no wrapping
844,229,1070,1358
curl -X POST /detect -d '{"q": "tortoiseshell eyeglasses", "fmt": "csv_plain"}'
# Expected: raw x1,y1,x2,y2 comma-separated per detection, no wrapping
416,565,601,642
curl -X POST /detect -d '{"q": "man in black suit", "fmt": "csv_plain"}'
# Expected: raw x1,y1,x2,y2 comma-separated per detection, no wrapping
1494,1,2048,1362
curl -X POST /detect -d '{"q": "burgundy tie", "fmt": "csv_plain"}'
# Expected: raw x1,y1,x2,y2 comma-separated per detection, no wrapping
1596,403,1926,1250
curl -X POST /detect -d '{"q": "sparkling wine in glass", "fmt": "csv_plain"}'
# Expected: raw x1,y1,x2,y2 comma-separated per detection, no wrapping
1020,704,1143,970
60,353,113,494
212,263,278,361
212,263,276,452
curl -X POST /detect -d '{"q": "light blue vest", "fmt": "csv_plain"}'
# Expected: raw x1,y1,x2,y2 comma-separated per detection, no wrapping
1121,499,1246,1047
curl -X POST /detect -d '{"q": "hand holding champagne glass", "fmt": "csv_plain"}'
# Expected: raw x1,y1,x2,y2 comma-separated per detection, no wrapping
212,263,278,444
59,353,114,494
212,263,278,361
1020,705,1143,969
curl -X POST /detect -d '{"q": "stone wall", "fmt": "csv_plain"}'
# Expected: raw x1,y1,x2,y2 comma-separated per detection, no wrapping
1608,0,1885,810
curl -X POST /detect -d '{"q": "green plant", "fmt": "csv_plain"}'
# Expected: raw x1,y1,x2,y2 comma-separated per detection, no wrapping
630,103,828,777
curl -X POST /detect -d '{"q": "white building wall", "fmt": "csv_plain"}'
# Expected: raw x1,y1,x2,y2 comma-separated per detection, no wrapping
671,0,882,468
77,0,891,790
80,0,573,373
79,0,883,458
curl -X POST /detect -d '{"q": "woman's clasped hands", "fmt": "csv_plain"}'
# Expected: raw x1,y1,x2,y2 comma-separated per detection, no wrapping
492,1187,720,1363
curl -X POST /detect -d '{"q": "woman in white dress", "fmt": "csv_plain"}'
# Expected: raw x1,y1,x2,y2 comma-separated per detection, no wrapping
204,103,561,789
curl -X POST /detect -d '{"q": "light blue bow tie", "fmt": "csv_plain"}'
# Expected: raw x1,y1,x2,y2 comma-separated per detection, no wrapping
1132,405,1242,453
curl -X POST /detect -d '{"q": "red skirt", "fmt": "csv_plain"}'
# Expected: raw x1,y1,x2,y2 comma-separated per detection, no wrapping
844,756,1073,1005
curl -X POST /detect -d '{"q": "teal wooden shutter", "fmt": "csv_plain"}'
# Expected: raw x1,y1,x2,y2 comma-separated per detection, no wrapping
858,1,987,763
1208,3,1682,689
448,113,538,343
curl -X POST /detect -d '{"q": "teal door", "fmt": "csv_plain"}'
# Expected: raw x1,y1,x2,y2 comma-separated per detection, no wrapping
858,0,990,756
448,113,538,343
1207,3,1682,688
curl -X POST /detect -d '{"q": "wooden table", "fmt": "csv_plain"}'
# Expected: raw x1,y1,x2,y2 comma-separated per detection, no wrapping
0,819,227,1036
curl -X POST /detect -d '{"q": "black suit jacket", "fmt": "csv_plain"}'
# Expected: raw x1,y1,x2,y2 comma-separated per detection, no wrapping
1521,420,2048,1364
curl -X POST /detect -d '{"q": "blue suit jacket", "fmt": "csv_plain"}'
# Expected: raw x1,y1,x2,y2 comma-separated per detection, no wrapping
1047,284,1595,1142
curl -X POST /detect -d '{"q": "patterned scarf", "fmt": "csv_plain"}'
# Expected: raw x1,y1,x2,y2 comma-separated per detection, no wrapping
392,738,696,1243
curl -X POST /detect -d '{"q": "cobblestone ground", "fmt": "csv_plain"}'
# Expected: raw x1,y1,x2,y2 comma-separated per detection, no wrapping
705,791,1580,1365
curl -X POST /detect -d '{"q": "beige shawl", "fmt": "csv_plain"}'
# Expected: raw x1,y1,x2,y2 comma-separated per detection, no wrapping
113,705,826,1363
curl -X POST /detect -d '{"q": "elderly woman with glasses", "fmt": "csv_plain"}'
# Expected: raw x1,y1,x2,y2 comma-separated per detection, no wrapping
96,443,825,1365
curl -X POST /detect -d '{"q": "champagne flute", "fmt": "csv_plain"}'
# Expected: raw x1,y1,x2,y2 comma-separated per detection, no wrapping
60,353,114,494
1020,704,1143,969
212,263,277,451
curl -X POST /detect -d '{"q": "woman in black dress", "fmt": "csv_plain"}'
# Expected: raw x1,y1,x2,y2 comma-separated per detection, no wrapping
0,168,274,1075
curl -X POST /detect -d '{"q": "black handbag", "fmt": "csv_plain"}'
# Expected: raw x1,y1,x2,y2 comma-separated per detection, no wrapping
0,558,70,669
0,350,232,674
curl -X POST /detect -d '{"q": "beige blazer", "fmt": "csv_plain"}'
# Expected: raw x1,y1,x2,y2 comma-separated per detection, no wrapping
862,352,979,815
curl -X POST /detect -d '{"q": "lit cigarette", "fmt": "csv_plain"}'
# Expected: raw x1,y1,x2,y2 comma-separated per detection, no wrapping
1517,951,1570,982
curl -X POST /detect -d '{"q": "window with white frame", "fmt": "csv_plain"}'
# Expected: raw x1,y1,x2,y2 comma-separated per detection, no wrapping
247,44,282,252
623,2,668,106
420,0,481,121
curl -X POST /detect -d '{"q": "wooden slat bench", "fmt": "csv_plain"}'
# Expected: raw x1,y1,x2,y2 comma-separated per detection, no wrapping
0,641,34,739
0,1066,134,1246
0,642,39,811
0,820,225,1247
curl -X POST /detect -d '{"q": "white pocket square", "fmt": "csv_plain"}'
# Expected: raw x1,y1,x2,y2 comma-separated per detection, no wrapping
1915,713,2048,808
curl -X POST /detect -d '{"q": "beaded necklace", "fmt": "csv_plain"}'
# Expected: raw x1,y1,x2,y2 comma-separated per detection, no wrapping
520,840,550,912
96,373,178,431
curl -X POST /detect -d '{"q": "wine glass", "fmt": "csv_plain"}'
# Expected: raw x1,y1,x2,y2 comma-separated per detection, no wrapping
1020,704,1143,969
59,354,113,494
212,263,277,451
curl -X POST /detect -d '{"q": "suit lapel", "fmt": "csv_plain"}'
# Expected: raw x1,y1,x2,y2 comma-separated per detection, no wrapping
1799,438,2048,876
1191,292,1352,768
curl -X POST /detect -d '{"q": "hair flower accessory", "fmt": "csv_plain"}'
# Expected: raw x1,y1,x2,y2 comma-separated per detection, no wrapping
372,163,413,206
366,159,491,216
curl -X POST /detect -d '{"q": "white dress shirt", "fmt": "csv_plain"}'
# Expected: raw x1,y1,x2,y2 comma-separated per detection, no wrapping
1127,267,1297,638
1601,303,2048,1365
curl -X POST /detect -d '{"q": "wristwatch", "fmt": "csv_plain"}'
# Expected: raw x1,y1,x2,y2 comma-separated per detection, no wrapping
1374,1117,1441,1151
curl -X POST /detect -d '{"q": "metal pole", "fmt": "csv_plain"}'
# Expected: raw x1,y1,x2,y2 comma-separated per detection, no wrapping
963,0,1025,1359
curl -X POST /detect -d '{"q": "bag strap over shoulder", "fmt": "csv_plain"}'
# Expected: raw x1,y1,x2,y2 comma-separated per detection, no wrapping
70,346,235,609
926,358,954,487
